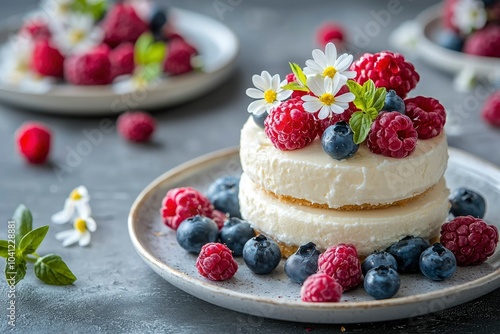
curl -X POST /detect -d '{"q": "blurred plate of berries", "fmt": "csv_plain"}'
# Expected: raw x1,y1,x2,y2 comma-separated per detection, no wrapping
0,1,238,115
391,2,500,89
128,147,500,324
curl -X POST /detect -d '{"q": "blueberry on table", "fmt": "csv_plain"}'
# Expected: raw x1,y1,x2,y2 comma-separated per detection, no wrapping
382,90,405,114
284,242,320,284
361,251,398,276
419,243,457,281
150,7,168,39
364,265,401,300
449,187,486,219
219,217,255,256
321,121,359,160
176,215,218,254
207,176,241,218
243,234,281,274
436,29,464,52
386,236,430,274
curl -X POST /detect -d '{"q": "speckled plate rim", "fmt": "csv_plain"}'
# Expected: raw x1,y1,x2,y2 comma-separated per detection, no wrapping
128,147,500,323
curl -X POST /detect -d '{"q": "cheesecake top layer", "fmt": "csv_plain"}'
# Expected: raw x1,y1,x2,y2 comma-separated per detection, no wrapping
240,117,448,209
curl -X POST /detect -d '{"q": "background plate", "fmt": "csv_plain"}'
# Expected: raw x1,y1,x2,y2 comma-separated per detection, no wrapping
0,8,238,115
128,147,500,324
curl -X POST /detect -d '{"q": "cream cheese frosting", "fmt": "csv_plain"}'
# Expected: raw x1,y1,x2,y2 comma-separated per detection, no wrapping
239,173,450,256
240,117,448,209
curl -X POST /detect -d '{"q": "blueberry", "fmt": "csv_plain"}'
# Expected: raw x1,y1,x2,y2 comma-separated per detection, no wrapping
321,122,359,160
219,217,255,256
176,215,218,254
364,265,401,300
383,90,405,114
149,7,168,39
361,251,398,276
386,236,430,273
419,243,457,281
243,234,281,274
449,187,486,218
284,242,320,284
436,29,464,52
252,111,268,128
207,176,241,218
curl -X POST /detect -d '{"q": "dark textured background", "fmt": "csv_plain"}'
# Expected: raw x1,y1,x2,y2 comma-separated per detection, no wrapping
0,0,499,333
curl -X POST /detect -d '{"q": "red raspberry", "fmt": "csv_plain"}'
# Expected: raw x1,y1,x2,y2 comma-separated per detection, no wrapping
161,187,214,230
405,96,446,139
350,51,420,99
210,210,227,230
117,111,156,142
367,112,418,158
110,43,135,79
264,97,318,151
196,243,238,281
19,20,51,40
316,22,345,46
163,38,198,75
31,40,64,77
102,3,149,47
15,122,51,164
64,48,112,85
317,243,361,291
440,216,499,266
481,90,500,127
464,26,500,58
300,272,343,302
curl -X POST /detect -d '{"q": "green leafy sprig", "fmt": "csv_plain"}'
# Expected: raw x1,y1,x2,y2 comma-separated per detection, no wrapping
133,33,167,85
347,80,387,144
71,0,107,21
281,62,310,92
0,205,77,286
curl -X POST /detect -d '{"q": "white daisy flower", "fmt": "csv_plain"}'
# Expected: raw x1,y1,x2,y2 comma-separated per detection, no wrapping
52,186,91,224
51,13,103,55
55,216,97,247
302,75,355,120
452,0,487,35
303,42,356,82
246,71,292,115
41,0,73,21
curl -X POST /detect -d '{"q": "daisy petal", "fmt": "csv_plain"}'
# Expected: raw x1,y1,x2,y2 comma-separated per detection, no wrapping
51,199,75,224
266,101,281,113
271,74,280,91
55,229,75,240
303,101,324,113
334,54,353,72
323,77,333,93
76,201,92,218
325,43,338,65
79,231,91,246
302,95,318,102
246,88,264,99
318,105,331,119
248,99,267,114
331,103,345,114
312,49,328,68
252,74,267,91
277,89,292,101
342,70,357,79
261,71,273,87
335,92,355,103
62,232,80,247
86,217,97,232
304,60,323,74
307,77,324,96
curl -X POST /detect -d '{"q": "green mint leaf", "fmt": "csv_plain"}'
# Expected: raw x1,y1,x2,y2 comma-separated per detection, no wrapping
0,240,8,258
349,111,373,144
134,33,154,66
289,62,308,87
145,42,167,64
366,107,379,120
18,225,49,257
13,204,32,245
281,83,309,92
372,87,388,112
5,255,27,285
71,0,107,21
34,254,77,286
346,80,362,96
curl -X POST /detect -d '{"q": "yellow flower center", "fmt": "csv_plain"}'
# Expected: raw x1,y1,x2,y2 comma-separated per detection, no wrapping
70,190,82,201
263,89,277,103
323,66,337,78
319,93,335,106
74,218,87,233
69,29,86,44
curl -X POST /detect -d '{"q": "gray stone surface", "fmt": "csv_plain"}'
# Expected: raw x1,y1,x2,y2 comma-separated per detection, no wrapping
0,0,499,333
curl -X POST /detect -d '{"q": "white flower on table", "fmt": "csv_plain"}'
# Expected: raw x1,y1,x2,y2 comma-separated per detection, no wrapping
245,71,292,115
302,75,355,120
452,0,487,35
51,186,91,224
51,13,103,55
55,216,97,247
303,42,356,82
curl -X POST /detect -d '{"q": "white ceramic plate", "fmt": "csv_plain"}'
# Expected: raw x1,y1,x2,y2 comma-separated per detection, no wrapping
0,8,238,115
128,147,500,324
398,4,500,80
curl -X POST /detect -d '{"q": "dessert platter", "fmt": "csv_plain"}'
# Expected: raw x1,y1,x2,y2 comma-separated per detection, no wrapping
129,43,499,323
0,0,238,114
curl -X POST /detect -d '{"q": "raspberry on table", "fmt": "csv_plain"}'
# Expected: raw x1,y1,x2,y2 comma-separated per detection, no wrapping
15,122,52,165
350,51,420,99
102,3,149,47
367,112,418,158
440,215,499,266
481,90,500,127
316,22,345,46
64,48,112,85
405,96,446,139
110,43,135,79
32,39,65,77
463,25,500,58
264,97,318,151
300,272,343,302
317,243,362,291
163,38,198,75
117,111,156,142
196,242,238,281
160,187,214,230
